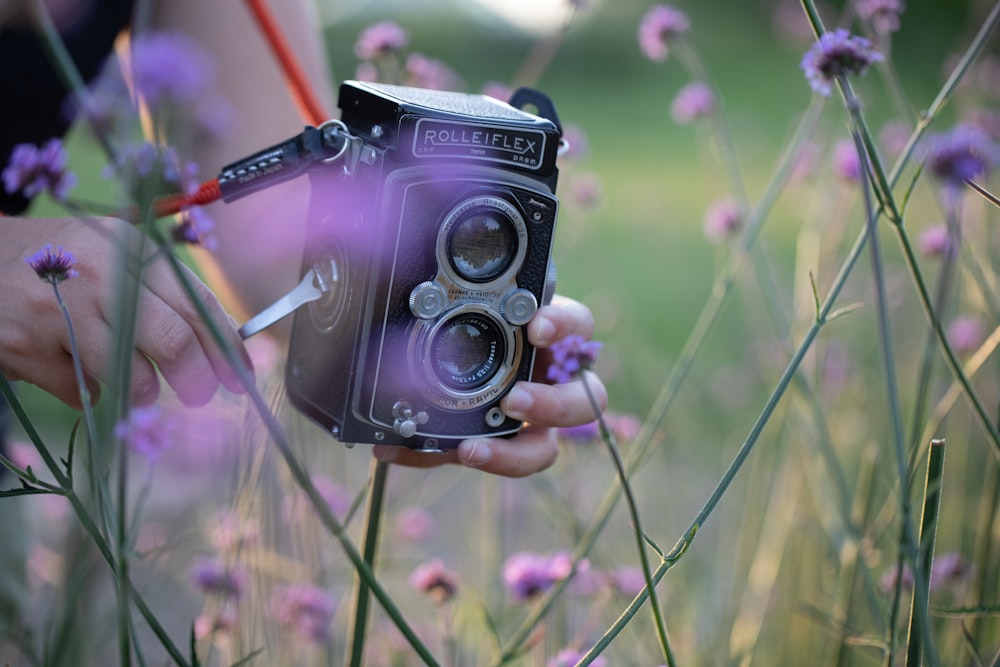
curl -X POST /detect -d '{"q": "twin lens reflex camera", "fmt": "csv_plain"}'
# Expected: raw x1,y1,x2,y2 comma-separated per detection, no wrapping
226,81,564,451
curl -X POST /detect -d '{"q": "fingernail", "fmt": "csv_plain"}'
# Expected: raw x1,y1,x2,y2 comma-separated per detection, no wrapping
534,315,556,346
503,384,533,419
460,439,492,467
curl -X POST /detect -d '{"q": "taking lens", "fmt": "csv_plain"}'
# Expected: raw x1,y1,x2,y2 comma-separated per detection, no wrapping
447,209,517,283
429,313,506,390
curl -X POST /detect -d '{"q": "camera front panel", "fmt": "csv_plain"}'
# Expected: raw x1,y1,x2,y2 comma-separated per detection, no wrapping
363,166,557,448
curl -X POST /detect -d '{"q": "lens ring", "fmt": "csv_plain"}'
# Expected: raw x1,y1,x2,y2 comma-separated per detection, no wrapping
447,209,517,283
438,194,528,289
429,312,506,390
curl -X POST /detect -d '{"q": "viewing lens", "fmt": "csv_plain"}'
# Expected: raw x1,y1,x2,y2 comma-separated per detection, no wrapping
448,210,517,282
430,313,505,390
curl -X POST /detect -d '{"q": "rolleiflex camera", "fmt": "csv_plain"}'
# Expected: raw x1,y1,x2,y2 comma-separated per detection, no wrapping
266,81,563,450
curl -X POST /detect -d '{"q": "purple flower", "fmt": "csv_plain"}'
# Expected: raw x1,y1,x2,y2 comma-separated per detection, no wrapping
409,558,459,603
879,562,914,593
194,609,239,639
800,29,883,96
404,53,462,90
107,141,201,201
671,81,715,124
481,81,513,103
856,0,905,35
833,138,862,182
171,205,217,250
3,139,76,200
25,244,78,284
930,551,973,591
922,124,997,188
114,405,175,461
917,224,955,258
283,474,352,523
558,125,590,161
549,649,607,667
501,551,585,601
703,197,744,242
558,420,600,442
638,5,690,62
354,20,408,61
191,557,246,600
129,31,214,106
394,506,435,543
270,584,336,644
608,565,647,597
546,334,602,384
947,315,985,355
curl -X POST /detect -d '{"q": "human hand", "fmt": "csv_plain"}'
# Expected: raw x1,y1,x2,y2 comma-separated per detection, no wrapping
0,216,253,409
372,295,607,477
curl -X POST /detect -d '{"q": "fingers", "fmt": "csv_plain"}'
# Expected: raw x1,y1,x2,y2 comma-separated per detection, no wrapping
371,428,560,479
501,372,606,428
529,294,595,348
118,255,253,407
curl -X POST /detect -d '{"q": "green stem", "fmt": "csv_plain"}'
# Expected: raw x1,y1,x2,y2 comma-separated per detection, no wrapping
148,232,438,665
345,460,390,667
905,440,946,667
583,376,675,667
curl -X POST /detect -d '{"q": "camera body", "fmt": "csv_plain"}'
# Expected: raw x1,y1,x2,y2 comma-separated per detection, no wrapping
285,81,562,450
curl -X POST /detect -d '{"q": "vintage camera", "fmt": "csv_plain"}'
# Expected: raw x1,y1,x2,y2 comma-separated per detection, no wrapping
283,80,563,450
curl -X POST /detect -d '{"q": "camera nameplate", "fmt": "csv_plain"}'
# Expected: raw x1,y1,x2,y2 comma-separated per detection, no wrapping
412,118,547,171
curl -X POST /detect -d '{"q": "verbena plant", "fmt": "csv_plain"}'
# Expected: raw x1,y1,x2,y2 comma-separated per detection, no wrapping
1,1,999,665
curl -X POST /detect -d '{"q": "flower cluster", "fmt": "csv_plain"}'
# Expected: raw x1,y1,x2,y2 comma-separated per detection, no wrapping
637,4,690,62
2,139,76,201
191,557,247,600
671,81,715,124
409,558,459,604
25,244,79,284
546,334,603,384
922,123,997,188
113,405,175,461
703,197,744,243
856,0,906,36
800,29,883,96
270,584,337,644
501,551,585,601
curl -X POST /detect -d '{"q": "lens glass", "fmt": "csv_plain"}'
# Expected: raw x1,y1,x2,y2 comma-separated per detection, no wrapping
430,314,505,390
448,210,516,283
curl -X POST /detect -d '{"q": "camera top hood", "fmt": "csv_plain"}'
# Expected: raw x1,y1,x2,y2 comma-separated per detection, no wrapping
337,80,563,177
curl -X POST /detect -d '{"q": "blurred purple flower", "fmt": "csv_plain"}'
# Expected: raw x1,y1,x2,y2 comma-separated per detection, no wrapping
930,551,973,590
502,551,585,602
208,510,260,553
354,20,408,61
8,442,40,473
856,0,905,35
922,124,997,188
114,406,175,461
559,125,590,161
879,562,915,593
800,29,882,96
546,334,602,384
854,0,906,35
172,205,217,251
771,0,820,45
947,315,985,355
3,139,76,200
395,506,435,543
558,420,600,442
703,197,744,242
879,120,911,159
191,557,246,600
671,81,715,124
284,474,353,523
567,172,603,209
25,244,78,284
549,649,607,667
637,4,690,62
409,558,459,603
270,584,336,644
917,223,955,259
194,609,239,639
107,141,201,202
833,138,862,182
607,412,642,441
481,81,513,102
405,53,462,90
129,31,214,106
355,61,379,83
609,565,647,597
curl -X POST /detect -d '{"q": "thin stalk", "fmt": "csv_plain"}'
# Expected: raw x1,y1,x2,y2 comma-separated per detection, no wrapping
579,196,875,662
582,376,674,667
498,98,825,663
148,231,438,665
345,460,390,667
905,440,946,667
